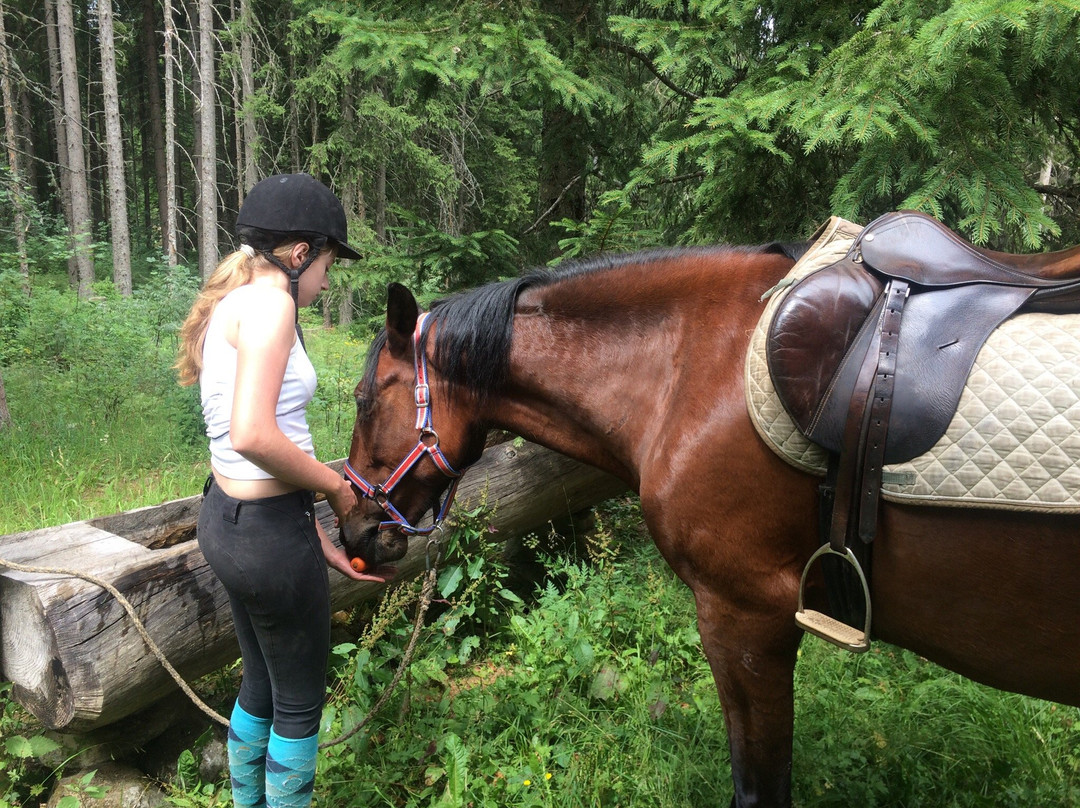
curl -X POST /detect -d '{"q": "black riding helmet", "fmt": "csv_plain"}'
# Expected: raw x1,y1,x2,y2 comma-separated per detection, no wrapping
235,173,361,319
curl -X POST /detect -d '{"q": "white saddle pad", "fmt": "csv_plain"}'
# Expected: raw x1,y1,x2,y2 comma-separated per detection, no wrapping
745,217,1080,512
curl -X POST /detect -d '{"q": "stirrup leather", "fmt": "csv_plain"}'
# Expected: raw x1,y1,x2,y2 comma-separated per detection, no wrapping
795,544,872,653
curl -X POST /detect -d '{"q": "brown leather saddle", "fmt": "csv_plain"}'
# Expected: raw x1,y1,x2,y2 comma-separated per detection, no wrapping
767,210,1080,649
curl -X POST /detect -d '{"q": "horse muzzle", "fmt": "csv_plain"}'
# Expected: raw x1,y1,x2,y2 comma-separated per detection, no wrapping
339,515,410,568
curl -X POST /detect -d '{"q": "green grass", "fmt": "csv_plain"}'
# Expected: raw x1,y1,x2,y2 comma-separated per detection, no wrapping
0,316,368,535
306,523,1078,808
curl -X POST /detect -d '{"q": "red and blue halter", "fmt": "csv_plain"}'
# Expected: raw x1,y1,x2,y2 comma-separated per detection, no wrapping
342,313,466,535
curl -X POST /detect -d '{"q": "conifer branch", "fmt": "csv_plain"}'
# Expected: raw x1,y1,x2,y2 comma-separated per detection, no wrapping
603,40,701,102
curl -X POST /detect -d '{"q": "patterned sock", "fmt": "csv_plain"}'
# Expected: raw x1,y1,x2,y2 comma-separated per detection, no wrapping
227,702,272,808
265,730,318,808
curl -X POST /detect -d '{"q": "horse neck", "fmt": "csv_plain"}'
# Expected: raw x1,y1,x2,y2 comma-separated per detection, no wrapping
478,252,795,487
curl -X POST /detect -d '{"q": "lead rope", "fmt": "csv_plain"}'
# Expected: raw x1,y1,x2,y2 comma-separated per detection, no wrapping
0,535,442,749
0,556,230,727
319,535,442,749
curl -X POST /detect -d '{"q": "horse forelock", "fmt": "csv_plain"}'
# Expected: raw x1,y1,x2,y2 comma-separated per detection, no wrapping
357,329,388,420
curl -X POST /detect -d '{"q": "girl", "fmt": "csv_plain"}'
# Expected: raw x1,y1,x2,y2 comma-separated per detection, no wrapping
176,173,391,808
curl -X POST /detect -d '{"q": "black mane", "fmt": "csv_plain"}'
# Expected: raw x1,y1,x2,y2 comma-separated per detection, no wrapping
358,243,802,412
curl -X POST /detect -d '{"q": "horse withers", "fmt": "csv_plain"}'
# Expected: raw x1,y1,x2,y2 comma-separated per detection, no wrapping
340,239,1080,808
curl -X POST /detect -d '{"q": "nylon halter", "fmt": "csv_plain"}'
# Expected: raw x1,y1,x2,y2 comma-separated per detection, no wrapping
343,313,466,535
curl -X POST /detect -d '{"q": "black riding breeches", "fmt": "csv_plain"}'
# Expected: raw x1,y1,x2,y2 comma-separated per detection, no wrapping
198,478,330,739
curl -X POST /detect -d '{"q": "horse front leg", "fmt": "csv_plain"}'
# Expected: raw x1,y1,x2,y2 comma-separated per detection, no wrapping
693,588,801,808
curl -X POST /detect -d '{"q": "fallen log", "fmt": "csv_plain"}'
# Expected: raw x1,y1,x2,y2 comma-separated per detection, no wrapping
0,441,626,732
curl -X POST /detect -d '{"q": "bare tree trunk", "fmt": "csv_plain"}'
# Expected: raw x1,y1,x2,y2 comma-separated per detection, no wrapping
375,161,387,243
239,0,257,192
142,0,168,255
337,291,352,325
97,0,132,294
196,0,217,279
17,84,35,204
287,52,300,171
162,0,178,266
0,0,29,290
56,0,95,296
0,368,11,429
44,0,76,285
229,0,242,211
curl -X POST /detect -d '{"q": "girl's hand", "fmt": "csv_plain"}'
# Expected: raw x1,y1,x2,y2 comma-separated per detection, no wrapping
317,519,396,583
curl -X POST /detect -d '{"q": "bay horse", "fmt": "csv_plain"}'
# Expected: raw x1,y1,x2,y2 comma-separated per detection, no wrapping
340,245,1080,808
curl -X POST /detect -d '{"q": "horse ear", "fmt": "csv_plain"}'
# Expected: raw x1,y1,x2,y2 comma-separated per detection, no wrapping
385,282,419,357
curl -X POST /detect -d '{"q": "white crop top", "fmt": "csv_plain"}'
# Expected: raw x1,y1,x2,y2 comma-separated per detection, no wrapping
200,286,318,480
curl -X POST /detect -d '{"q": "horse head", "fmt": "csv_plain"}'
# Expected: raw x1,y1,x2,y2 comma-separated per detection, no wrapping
340,283,487,569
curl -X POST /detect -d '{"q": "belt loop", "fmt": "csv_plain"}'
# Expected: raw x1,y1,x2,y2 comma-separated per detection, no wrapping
223,500,241,524
203,474,213,497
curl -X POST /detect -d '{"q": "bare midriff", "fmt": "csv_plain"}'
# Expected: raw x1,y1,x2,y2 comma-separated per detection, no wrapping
212,472,304,500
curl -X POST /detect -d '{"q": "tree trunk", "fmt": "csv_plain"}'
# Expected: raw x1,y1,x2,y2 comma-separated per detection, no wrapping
0,0,29,290
142,0,169,255
162,0,179,266
0,443,627,732
229,0,243,211
44,0,76,286
0,368,11,429
337,291,353,326
55,0,95,296
97,0,132,294
287,52,300,170
16,82,36,205
196,0,217,279
375,160,387,243
239,0,257,192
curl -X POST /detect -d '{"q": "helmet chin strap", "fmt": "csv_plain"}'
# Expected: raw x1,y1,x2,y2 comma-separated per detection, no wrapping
258,246,322,324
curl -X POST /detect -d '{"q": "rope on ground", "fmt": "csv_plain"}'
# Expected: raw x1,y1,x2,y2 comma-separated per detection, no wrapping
0,552,439,748
319,563,438,749
0,556,230,727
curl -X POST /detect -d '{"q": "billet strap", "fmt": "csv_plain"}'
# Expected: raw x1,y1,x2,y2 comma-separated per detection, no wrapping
856,280,908,541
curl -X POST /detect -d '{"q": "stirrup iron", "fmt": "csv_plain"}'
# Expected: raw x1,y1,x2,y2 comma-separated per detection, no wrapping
795,544,872,653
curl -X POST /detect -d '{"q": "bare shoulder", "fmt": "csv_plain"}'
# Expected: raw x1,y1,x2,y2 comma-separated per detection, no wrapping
234,283,293,314
224,284,295,347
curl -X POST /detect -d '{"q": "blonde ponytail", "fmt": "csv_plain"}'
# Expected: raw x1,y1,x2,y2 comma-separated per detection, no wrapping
174,250,255,386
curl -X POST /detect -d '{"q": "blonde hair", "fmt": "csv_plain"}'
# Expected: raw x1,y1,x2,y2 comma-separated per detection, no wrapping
175,242,304,386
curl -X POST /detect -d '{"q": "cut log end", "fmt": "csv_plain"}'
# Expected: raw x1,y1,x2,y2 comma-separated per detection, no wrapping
2,580,76,728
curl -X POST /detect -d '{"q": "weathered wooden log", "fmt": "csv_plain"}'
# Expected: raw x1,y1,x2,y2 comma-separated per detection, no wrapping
0,441,626,732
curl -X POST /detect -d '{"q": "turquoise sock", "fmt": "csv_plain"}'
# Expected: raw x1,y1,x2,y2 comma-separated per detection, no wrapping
265,730,318,808
227,702,272,808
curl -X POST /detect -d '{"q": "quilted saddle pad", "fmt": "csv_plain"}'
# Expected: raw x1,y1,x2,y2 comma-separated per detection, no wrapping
745,216,1080,512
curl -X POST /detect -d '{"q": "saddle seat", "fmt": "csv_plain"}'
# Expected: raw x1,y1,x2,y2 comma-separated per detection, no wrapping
880,211,1080,287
